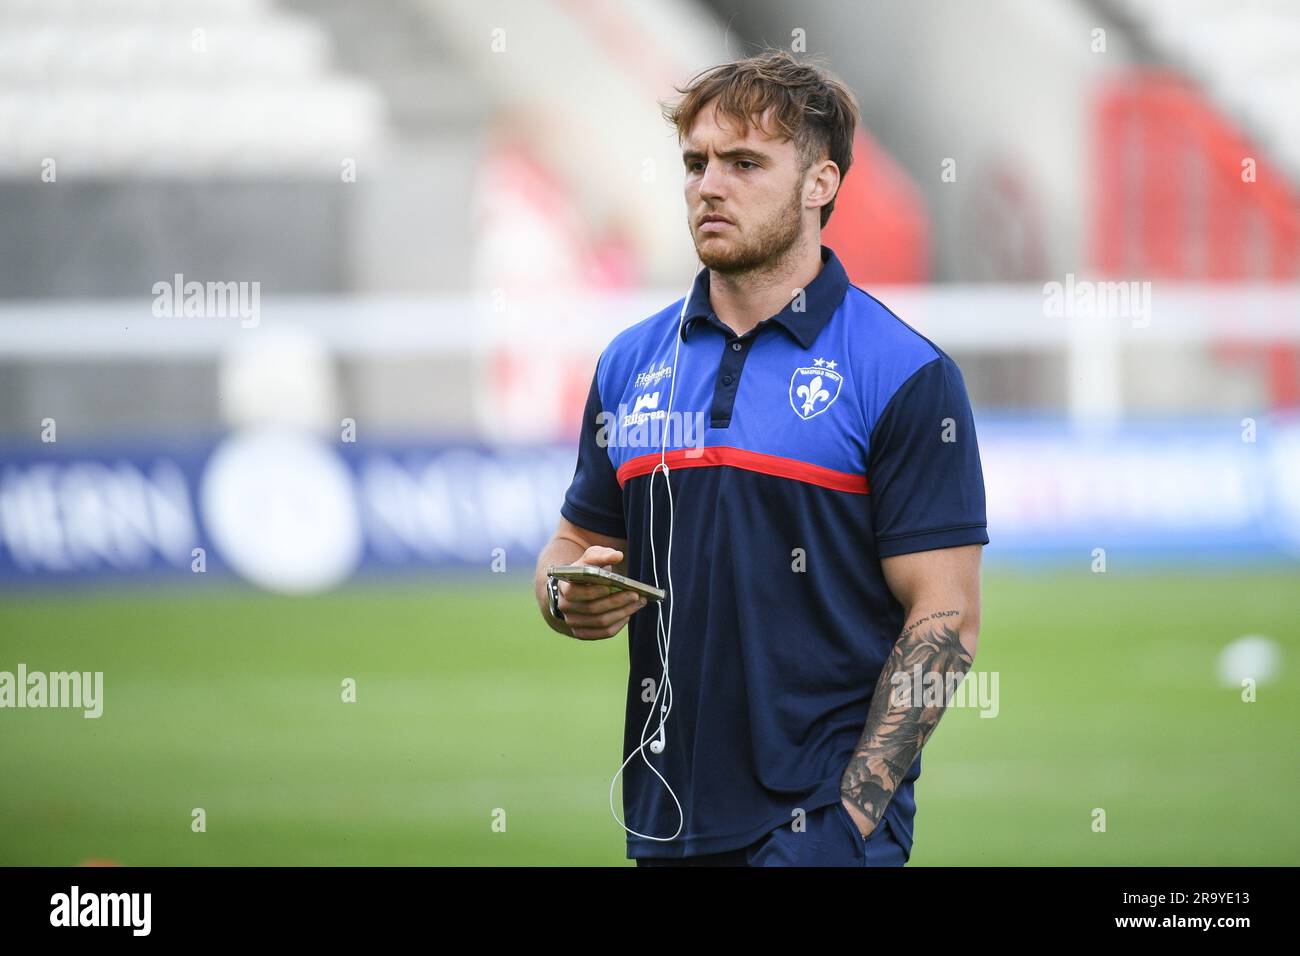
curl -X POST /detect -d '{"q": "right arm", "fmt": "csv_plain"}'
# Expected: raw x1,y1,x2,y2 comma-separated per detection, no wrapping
534,516,645,640
542,361,642,639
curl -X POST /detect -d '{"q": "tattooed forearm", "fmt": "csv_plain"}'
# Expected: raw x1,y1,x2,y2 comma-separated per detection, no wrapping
840,611,974,830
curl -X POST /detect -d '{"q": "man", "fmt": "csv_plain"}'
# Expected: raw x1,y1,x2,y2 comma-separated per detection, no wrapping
534,50,987,866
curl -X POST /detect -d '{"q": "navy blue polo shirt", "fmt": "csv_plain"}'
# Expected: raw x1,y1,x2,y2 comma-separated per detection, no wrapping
560,244,988,860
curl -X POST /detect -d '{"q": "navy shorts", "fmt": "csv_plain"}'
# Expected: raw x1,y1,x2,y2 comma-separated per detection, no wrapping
634,802,908,867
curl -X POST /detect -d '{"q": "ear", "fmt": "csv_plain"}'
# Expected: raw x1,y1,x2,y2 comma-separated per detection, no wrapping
806,159,840,210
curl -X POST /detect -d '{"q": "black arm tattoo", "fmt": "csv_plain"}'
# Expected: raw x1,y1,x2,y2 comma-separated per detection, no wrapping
840,610,973,830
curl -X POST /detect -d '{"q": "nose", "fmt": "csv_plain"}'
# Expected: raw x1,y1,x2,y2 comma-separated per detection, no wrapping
696,156,726,205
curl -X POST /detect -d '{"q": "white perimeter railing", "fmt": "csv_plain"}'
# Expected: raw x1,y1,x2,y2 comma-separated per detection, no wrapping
0,282,1297,425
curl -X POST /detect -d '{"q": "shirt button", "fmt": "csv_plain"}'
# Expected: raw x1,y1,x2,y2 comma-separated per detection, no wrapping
731,341,743,351
722,374,733,385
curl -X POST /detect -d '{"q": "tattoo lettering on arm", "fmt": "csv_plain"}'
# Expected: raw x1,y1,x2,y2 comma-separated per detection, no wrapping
840,610,973,830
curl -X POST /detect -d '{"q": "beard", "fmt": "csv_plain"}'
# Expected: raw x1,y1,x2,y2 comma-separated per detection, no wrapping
693,179,806,276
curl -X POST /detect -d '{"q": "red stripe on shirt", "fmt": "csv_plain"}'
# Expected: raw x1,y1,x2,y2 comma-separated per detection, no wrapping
615,445,870,494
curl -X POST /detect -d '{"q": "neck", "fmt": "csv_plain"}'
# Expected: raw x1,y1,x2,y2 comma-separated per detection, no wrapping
709,237,824,338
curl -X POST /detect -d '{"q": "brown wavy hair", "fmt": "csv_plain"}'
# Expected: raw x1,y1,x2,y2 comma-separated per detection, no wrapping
660,49,860,228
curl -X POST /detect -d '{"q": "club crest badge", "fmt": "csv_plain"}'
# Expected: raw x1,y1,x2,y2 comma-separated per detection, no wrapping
789,358,843,420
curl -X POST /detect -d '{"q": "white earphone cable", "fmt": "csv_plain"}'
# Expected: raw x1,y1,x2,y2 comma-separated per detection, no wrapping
607,261,697,842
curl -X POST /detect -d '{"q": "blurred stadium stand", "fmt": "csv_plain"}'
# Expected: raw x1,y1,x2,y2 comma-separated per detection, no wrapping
1102,0,1300,184
0,0,385,296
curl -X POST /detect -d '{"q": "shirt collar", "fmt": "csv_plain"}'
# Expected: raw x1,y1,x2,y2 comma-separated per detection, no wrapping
679,244,849,350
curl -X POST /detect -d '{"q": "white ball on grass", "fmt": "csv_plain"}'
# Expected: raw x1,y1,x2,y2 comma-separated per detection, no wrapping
1216,635,1280,687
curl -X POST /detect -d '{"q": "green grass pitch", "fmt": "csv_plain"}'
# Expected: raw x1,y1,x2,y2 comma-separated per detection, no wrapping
1,567,1296,865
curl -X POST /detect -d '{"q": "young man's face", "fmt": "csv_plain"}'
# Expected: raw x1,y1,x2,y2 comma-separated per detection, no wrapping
682,99,815,274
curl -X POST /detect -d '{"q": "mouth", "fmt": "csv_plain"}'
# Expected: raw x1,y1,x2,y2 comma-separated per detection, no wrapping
698,215,733,232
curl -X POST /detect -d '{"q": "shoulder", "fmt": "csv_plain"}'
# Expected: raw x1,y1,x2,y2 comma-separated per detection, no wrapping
843,283,946,367
841,284,966,415
592,296,686,397
604,296,683,356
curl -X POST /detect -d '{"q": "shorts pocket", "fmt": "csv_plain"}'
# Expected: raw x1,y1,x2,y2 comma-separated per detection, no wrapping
831,800,869,863
863,817,907,867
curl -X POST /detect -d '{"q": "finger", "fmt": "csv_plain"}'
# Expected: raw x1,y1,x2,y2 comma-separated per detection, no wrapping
558,579,616,601
566,592,644,620
569,614,635,640
560,590,643,616
563,600,644,631
581,547,624,567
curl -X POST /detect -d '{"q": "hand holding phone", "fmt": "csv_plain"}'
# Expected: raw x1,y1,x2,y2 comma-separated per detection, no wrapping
547,548,658,639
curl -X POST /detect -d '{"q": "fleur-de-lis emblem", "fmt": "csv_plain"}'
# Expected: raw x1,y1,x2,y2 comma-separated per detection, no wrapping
789,360,843,420
796,375,830,416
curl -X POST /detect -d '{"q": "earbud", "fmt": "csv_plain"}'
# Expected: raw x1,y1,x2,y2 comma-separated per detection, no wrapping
649,706,667,753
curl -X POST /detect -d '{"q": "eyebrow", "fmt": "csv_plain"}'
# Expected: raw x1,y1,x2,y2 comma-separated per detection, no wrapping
682,147,773,164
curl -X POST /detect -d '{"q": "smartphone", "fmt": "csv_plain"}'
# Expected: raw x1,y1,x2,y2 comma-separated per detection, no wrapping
547,564,666,602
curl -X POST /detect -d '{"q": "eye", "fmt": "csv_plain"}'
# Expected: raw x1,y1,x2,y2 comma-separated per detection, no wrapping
736,160,757,170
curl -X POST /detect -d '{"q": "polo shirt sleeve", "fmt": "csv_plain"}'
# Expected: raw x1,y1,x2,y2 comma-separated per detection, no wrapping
867,353,989,558
559,364,628,540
